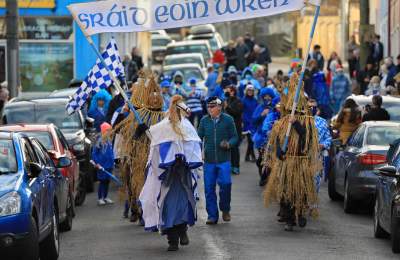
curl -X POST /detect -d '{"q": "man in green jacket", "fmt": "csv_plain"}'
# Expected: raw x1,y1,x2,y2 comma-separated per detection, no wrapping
198,96,239,224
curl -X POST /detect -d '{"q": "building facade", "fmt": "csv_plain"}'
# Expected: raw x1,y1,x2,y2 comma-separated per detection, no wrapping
0,0,148,92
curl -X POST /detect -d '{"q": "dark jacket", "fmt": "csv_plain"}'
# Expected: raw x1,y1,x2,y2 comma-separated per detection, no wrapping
132,54,144,70
223,47,238,69
256,46,272,66
225,96,243,139
106,94,125,123
362,107,390,122
198,113,239,163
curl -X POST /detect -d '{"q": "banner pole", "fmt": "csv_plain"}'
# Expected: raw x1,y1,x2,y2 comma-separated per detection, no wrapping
69,11,144,125
281,1,320,152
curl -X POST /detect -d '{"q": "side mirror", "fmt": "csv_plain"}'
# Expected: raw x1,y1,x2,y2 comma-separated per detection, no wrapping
27,162,42,178
85,117,95,128
57,157,72,168
378,165,399,178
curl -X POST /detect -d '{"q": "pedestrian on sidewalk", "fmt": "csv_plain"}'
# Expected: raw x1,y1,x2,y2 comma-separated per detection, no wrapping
330,65,351,114
308,44,325,71
198,96,238,225
92,122,115,206
241,85,258,162
139,95,202,251
235,37,250,71
224,85,243,175
223,40,238,70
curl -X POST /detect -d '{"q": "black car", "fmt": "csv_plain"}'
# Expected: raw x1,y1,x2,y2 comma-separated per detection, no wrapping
374,139,400,253
2,98,97,192
329,121,400,213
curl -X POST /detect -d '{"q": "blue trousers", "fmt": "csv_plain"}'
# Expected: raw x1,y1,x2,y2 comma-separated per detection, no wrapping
204,162,232,221
98,179,110,199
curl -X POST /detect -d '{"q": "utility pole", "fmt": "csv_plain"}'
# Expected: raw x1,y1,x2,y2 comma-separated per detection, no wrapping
359,0,370,69
6,0,19,98
340,0,349,60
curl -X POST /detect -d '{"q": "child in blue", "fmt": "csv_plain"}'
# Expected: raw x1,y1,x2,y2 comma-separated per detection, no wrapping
92,122,115,206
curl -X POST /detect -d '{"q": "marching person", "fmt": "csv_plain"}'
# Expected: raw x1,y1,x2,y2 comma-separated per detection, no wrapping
184,78,204,127
264,74,321,232
160,80,172,112
92,122,115,206
139,95,202,251
241,85,258,162
88,89,112,132
224,85,243,175
198,96,239,224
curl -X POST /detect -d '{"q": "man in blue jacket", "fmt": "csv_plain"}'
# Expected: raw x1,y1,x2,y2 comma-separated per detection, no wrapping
198,97,239,224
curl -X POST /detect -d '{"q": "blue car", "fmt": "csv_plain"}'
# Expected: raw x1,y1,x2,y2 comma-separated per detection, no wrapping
374,138,400,253
0,131,71,260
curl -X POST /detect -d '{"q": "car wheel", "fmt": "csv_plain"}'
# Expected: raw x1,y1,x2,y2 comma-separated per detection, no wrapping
391,207,400,253
20,216,39,260
344,178,355,213
328,167,341,201
374,196,389,238
60,193,74,232
75,172,87,206
39,205,60,260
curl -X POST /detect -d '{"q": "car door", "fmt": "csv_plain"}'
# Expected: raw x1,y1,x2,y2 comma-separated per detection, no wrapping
345,126,366,181
382,149,400,229
335,127,365,193
21,138,47,231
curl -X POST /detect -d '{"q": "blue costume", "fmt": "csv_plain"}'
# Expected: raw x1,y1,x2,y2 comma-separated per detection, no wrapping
261,97,281,147
205,64,220,98
238,68,261,98
252,88,277,150
241,95,258,134
160,80,172,112
91,136,114,200
311,72,332,120
88,89,112,132
330,72,351,114
314,115,332,191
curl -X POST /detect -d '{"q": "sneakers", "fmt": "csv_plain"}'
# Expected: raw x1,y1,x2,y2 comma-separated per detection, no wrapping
104,198,114,204
97,199,106,206
231,167,240,175
222,212,231,222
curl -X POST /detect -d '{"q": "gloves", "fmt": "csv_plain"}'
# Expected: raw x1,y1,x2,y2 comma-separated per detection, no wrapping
133,123,149,140
219,140,230,150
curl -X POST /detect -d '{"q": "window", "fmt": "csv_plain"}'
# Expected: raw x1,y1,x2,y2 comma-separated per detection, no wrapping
22,131,54,150
21,138,38,164
55,127,69,150
348,126,365,148
366,127,400,146
30,140,47,166
0,140,17,173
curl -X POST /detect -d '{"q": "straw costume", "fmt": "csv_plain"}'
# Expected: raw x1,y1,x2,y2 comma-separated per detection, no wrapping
111,72,165,222
262,73,321,231
139,95,202,251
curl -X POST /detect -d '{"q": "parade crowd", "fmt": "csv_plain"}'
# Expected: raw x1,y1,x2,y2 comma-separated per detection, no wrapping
84,33,400,251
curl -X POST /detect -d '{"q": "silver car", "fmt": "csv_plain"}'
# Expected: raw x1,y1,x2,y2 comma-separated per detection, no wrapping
329,121,400,213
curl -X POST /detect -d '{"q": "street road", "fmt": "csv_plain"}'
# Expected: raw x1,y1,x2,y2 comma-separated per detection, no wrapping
60,156,398,260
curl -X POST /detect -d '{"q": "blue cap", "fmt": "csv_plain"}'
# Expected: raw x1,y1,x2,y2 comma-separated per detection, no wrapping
189,77,197,85
160,80,171,88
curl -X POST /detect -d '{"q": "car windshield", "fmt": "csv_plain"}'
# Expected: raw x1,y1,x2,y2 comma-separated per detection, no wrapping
0,140,17,173
208,38,219,51
164,68,204,82
36,105,82,130
356,100,400,121
167,44,210,60
366,126,400,146
164,57,203,67
4,103,82,130
152,38,171,47
21,132,54,150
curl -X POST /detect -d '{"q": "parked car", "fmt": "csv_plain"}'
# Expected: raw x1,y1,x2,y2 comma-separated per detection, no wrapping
331,95,400,123
163,53,206,71
2,98,97,192
374,139,400,253
328,121,400,213
187,24,225,52
0,131,71,259
165,40,213,63
0,124,85,207
152,34,173,64
151,29,168,37
162,63,207,89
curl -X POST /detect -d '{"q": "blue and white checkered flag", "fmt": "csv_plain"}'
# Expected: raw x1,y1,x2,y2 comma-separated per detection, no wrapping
66,38,125,115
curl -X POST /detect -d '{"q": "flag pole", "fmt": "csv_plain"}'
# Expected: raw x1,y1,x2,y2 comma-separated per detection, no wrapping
69,11,143,125
281,0,321,152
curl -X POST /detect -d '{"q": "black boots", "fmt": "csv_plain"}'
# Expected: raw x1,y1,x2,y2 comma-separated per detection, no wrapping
167,224,189,251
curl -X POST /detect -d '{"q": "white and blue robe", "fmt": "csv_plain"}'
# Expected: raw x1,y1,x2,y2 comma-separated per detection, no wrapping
139,117,202,232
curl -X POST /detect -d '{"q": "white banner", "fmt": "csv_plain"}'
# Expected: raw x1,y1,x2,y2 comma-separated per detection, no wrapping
68,0,306,36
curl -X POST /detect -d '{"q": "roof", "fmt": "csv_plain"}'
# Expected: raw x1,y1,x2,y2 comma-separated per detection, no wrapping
165,53,204,58
49,88,78,98
5,97,70,108
349,95,400,103
0,131,12,140
189,24,216,35
362,121,400,127
163,63,203,70
167,40,210,47
151,34,171,40
0,124,54,132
